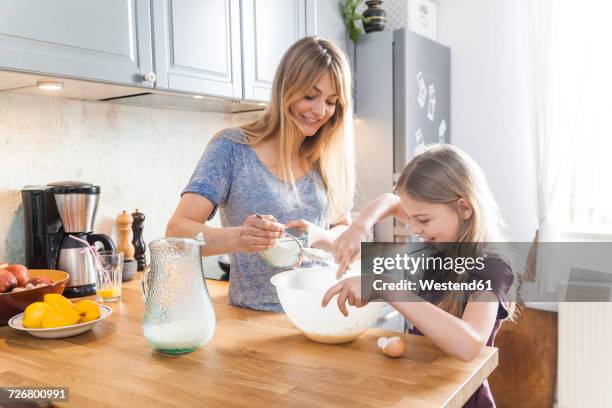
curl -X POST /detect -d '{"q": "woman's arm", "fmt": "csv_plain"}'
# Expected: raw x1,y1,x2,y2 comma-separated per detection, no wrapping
389,291,499,362
284,212,350,253
324,214,351,248
313,212,353,250
166,193,283,256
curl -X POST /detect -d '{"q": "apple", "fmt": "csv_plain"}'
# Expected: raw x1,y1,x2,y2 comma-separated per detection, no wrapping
5,264,29,287
0,269,18,293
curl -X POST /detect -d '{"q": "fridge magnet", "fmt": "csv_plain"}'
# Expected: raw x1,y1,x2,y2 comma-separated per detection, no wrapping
427,84,436,121
416,71,427,108
415,128,424,146
438,119,447,142
415,143,428,155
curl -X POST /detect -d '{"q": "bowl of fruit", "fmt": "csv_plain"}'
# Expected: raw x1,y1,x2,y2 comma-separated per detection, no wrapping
0,263,70,325
8,294,111,338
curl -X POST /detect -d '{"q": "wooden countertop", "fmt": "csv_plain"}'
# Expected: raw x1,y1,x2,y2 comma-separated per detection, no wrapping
0,273,498,408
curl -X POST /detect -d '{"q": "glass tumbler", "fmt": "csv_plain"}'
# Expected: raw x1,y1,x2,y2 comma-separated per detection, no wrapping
94,251,124,302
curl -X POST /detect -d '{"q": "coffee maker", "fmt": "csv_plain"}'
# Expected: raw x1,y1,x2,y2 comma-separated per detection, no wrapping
21,181,115,297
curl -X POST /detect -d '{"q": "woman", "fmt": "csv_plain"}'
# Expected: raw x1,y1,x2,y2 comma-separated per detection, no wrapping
166,37,355,312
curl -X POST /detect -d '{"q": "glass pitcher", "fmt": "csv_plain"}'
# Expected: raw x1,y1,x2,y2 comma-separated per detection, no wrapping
142,235,216,354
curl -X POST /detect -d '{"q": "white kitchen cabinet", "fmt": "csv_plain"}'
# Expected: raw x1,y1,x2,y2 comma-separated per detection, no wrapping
151,0,243,99
0,0,323,102
241,0,316,102
0,0,153,86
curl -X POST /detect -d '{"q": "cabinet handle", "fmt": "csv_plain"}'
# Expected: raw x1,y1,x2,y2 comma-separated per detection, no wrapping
143,72,156,83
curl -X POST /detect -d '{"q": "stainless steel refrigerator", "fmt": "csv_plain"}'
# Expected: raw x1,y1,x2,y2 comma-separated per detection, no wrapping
355,29,451,242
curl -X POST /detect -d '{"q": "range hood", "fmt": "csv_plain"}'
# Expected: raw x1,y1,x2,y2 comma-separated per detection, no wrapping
0,69,266,113
101,91,265,113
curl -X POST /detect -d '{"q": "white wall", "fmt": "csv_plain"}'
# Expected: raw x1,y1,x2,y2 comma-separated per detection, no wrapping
436,0,538,241
0,93,259,263
315,0,348,53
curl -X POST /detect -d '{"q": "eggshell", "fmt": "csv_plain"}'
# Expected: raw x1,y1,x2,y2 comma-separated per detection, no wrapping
382,338,405,358
377,336,389,350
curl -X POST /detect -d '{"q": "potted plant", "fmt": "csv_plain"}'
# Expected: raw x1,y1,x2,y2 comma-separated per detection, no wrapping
343,0,372,43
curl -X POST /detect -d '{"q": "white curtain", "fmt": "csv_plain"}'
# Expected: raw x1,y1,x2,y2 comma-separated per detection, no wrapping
520,0,612,292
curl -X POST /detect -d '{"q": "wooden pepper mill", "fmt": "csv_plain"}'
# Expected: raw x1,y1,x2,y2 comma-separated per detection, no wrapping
117,211,138,281
132,209,147,271
116,211,135,260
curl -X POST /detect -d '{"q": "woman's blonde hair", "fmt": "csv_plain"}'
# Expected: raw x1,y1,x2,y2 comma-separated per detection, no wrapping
240,36,355,224
395,144,519,320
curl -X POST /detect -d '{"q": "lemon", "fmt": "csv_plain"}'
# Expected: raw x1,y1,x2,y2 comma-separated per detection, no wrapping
75,300,100,323
43,293,74,309
41,306,80,328
23,302,52,328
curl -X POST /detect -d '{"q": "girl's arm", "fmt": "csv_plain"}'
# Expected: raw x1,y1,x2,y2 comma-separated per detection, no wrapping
389,291,499,362
295,193,408,256
322,277,499,362
350,193,410,235
166,193,283,256
334,193,410,276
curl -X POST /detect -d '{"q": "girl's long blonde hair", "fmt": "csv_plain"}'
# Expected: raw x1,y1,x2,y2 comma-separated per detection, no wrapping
240,36,355,224
395,144,519,320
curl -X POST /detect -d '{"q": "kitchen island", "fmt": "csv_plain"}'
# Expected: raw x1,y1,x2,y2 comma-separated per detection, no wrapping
0,274,497,407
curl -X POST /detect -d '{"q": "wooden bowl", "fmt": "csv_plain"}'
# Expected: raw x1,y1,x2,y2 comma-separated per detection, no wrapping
0,269,69,325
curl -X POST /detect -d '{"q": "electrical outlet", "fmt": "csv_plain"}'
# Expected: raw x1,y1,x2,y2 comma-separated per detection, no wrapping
408,0,437,40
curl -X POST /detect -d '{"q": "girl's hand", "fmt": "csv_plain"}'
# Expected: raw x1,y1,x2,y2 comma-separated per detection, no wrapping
332,222,368,278
238,214,284,252
321,276,367,317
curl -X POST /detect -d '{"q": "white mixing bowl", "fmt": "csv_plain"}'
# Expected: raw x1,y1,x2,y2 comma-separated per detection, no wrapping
271,266,383,344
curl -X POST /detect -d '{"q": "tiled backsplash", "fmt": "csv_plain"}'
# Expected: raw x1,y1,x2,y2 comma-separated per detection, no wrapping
0,93,260,262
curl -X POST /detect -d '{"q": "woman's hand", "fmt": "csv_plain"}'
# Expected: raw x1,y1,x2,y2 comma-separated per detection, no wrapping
285,219,329,248
321,276,367,317
332,222,368,278
238,214,284,253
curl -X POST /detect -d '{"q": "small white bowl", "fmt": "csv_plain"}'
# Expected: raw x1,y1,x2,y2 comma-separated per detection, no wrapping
259,228,308,269
8,305,112,339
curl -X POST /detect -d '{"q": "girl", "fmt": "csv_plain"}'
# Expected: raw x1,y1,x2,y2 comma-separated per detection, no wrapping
166,37,355,312
322,144,517,408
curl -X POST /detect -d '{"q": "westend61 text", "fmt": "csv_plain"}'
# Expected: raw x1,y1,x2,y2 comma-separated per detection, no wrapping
373,279,493,292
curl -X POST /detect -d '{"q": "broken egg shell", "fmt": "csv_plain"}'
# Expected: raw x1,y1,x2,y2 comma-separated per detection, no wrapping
377,336,389,350
383,338,405,358
377,336,406,358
